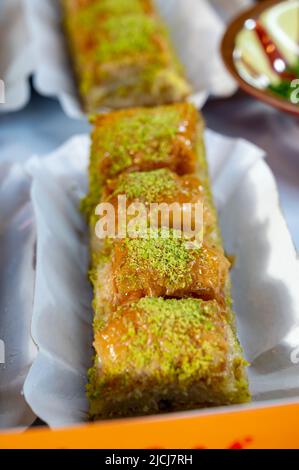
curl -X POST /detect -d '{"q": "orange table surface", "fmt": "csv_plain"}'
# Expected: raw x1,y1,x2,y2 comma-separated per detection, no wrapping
1,401,299,449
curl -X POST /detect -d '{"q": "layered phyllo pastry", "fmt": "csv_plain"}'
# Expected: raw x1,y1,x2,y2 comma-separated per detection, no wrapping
89,168,221,255
81,103,203,222
90,229,230,318
100,169,221,246
61,0,191,112
87,297,249,419
84,103,250,418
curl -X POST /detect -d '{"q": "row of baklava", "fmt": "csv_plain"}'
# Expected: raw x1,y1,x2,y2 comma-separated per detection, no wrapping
82,103,250,419
62,0,249,418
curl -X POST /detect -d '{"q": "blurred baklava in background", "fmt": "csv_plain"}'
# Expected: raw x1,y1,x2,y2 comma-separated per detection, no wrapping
62,0,191,111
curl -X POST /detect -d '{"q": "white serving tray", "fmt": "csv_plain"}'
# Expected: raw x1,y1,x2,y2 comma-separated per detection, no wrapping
20,130,299,428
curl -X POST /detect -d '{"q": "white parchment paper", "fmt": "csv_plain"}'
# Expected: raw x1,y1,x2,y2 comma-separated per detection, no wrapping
23,131,299,428
0,163,37,429
0,0,33,112
1,0,242,116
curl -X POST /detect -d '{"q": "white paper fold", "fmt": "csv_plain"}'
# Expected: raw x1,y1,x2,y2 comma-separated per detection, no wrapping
0,0,33,112
0,163,37,429
23,131,299,428
24,137,93,426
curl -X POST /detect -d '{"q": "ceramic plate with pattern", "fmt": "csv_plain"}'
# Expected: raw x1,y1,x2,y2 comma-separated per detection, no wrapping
222,0,299,115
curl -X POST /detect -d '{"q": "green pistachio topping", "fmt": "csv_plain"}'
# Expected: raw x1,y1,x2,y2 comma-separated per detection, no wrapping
88,297,250,410
97,14,164,62
111,169,178,202
123,228,198,287
81,106,185,220
90,297,227,391
75,0,146,27
135,297,217,325
103,107,182,176
120,298,221,378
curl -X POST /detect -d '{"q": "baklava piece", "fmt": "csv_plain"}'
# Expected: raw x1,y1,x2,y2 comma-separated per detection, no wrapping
62,0,191,112
90,229,230,319
102,168,221,246
87,297,250,419
82,103,203,221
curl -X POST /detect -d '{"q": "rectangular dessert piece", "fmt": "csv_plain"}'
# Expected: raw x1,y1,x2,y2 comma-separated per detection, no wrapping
102,169,221,245
88,167,222,259
91,229,230,319
82,103,203,222
87,297,250,419
61,0,191,112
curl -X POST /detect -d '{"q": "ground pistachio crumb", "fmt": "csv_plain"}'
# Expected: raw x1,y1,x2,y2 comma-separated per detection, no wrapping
111,168,178,202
